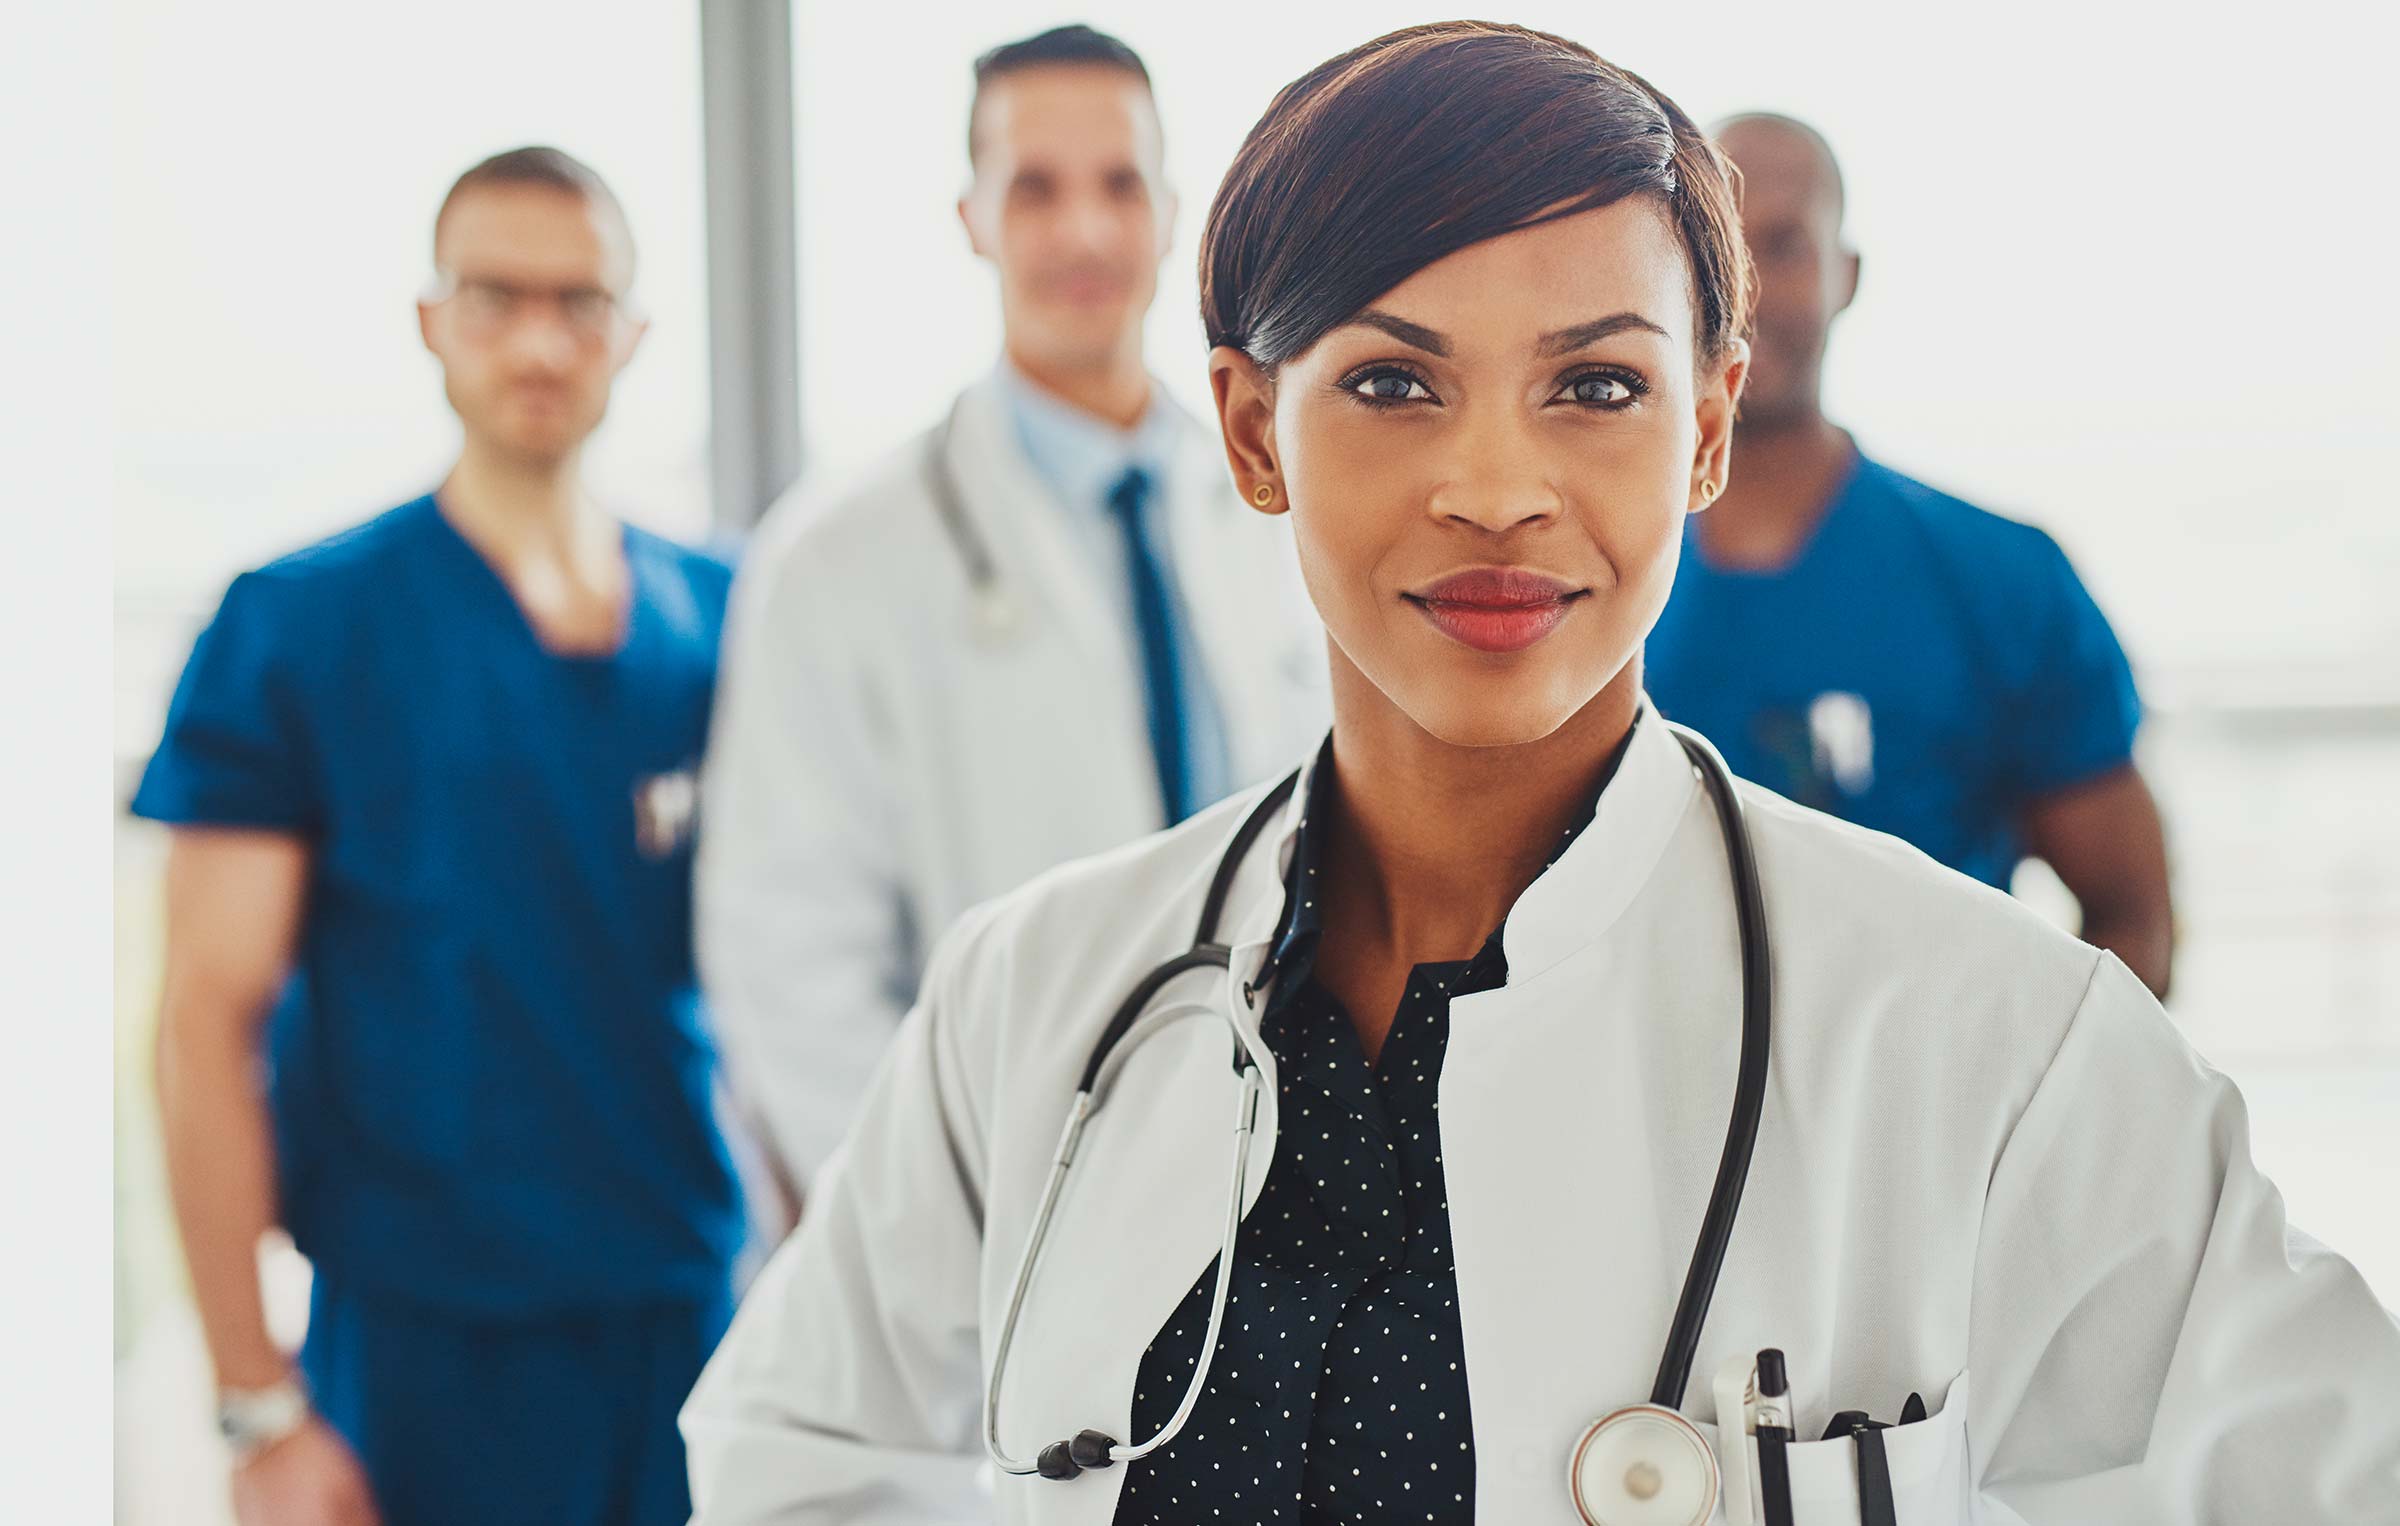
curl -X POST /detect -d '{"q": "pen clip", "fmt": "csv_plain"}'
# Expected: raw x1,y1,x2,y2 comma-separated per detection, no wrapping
1710,1352,1759,1526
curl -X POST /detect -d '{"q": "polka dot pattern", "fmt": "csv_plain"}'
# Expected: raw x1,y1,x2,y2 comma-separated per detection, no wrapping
1111,743,1612,1524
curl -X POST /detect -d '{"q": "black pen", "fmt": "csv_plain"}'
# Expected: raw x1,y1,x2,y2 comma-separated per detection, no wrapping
1751,1348,1797,1526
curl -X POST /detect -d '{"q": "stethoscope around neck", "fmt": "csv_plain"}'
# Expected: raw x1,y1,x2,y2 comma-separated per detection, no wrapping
984,721,1776,1526
922,396,1025,644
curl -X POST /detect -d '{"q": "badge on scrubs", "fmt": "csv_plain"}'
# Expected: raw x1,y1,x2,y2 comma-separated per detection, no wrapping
634,767,699,860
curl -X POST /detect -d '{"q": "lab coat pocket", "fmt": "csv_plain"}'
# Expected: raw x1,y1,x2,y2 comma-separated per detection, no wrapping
1769,1369,1972,1525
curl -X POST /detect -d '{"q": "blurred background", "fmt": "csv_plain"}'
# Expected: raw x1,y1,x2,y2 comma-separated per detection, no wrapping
112,1,2395,1517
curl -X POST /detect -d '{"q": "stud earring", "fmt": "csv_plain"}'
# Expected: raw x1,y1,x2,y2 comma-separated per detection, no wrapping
1699,479,1721,505
1252,482,1276,507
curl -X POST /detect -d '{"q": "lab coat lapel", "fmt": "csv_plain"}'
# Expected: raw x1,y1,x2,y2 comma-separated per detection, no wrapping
1432,708,1731,1515
1213,740,1318,959
994,771,1312,1525
949,374,1153,766
1497,704,1699,982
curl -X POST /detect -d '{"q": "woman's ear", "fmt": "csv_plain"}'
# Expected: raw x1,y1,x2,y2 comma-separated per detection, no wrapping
1210,346,1285,517
1690,338,1750,511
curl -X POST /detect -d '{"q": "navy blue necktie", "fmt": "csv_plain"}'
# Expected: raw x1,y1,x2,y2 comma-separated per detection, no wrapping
1103,465,1196,824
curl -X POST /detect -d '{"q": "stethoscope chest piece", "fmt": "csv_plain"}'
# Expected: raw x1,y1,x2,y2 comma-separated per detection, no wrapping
1569,1404,1719,1526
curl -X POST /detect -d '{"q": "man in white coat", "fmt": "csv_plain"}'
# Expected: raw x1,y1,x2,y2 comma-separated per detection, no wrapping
700,24,1325,1195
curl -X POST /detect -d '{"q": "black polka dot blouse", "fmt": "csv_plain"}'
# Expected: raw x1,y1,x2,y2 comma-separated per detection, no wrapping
1111,739,1618,1525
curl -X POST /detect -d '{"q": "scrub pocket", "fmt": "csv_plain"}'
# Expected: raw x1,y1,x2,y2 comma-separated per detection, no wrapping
1698,1370,1973,1524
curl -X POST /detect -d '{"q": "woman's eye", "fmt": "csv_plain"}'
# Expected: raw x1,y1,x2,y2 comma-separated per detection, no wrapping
1350,370,1432,403
1565,373,1636,406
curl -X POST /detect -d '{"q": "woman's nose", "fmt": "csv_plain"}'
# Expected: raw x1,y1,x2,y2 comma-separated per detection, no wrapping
1425,409,1565,532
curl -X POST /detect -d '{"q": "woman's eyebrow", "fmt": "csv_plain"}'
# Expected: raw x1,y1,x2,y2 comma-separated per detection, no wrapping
1346,310,1451,356
1339,309,1671,358
1536,312,1670,356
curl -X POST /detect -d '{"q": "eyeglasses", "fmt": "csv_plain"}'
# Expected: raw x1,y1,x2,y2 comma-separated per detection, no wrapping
426,271,628,340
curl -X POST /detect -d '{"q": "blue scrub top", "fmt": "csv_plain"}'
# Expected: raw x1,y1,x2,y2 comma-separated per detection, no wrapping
132,495,744,1317
1645,453,2141,887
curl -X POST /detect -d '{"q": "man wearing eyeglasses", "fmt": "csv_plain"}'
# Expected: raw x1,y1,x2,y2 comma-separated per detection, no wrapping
134,147,743,1526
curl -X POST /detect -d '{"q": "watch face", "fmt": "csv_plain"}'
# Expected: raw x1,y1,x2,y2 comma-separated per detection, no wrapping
219,1385,306,1451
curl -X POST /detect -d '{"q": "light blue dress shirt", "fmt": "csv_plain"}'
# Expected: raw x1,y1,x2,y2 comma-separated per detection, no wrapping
997,361,1233,819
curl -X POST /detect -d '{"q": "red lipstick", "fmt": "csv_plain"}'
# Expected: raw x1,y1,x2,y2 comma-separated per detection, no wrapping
1405,567,1584,654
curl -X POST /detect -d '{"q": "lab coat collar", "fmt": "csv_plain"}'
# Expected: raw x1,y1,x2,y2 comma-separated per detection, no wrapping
949,373,1140,694
1253,728,1627,996
1211,702,1694,993
1503,702,1697,982
952,371,1268,811
1217,746,1322,962
995,358,1184,523
1257,735,1336,989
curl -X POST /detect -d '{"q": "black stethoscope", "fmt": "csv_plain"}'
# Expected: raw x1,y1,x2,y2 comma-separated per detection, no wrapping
984,719,1775,1526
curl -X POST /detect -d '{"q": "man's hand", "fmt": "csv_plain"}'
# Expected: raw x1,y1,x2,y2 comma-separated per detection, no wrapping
231,1417,382,1526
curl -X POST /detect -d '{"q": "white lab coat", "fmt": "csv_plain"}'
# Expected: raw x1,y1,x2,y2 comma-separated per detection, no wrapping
684,707,2400,1524
699,372,1326,1185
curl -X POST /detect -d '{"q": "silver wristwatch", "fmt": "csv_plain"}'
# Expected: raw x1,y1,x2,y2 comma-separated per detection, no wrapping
217,1378,312,1460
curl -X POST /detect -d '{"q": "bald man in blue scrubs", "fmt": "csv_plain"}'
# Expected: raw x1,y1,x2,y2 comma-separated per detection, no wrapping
1647,114,2175,995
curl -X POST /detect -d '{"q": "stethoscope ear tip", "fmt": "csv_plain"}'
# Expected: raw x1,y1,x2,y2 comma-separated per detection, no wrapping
1036,1430,1120,1478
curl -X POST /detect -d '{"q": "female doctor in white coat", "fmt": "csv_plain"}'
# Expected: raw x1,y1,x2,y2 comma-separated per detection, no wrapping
684,22,2400,1525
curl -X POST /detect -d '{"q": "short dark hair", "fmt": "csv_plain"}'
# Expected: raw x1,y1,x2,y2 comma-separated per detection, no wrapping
434,146,633,271
968,24,1153,165
1200,23,1752,371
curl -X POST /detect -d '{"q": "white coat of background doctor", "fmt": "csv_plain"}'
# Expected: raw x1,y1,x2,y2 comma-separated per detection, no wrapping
685,20,2400,1523
699,25,1325,1195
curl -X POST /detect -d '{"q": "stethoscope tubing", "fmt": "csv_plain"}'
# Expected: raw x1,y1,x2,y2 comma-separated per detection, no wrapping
1651,727,1774,1410
923,397,1003,602
986,775,1298,1476
987,1019,1269,1476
